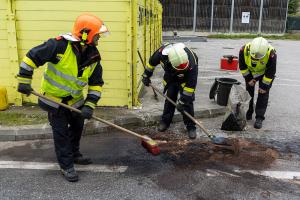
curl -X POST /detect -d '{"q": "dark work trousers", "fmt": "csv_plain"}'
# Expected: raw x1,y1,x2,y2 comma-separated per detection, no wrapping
161,82,196,131
48,107,84,170
246,77,273,120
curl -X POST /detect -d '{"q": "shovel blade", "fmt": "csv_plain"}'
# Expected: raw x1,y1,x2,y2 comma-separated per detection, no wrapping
212,138,241,156
211,136,226,145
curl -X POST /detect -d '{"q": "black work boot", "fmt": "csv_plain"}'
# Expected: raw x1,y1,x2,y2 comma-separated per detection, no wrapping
60,167,78,182
187,129,197,139
158,121,169,132
246,109,253,120
254,118,263,129
74,155,92,165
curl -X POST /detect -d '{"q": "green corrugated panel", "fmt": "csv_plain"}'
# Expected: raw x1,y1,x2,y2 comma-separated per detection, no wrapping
286,16,300,30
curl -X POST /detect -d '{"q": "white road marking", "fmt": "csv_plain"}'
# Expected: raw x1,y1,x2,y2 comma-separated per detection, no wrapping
276,78,300,83
0,161,128,173
205,169,300,181
198,73,300,87
234,169,300,180
199,80,300,87
206,169,240,177
200,74,241,80
200,69,239,74
199,69,300,85
273,83,300,87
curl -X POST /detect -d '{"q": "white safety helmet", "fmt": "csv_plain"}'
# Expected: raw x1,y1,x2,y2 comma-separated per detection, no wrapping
250,37,270,60
163,43,189,71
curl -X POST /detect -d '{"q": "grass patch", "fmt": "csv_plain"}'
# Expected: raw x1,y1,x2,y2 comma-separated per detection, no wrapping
0,112,48,126
207,33,300,40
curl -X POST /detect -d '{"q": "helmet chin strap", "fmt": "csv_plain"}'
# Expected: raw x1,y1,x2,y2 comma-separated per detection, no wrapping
80,31,88,46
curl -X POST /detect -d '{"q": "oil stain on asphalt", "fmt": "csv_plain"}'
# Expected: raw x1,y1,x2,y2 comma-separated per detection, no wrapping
138,127,279,170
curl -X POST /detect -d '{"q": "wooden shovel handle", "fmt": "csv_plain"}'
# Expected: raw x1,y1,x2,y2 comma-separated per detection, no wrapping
137,50,158,99
149,84,215,139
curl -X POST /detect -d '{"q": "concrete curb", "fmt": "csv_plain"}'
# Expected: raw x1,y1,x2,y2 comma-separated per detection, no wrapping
0,107,227,142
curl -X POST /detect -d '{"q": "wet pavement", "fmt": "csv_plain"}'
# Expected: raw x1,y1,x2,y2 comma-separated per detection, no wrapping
0,124,299,200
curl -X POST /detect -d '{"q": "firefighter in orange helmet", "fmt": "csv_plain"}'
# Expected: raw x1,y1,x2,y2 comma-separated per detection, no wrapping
72,13,109,45
16,13,109,182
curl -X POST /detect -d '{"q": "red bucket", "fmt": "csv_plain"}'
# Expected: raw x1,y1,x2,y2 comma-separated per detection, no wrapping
220,55,238,71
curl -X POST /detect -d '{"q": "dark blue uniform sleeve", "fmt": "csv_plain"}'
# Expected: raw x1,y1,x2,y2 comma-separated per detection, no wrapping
18,38,67,79
143,46,164,77
260,50,277,90
239,45,254,83
185,64,198,91
181,49,198,100
85,61,104,106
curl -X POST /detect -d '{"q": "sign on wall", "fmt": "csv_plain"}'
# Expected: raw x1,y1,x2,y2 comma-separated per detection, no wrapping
241,12,250,24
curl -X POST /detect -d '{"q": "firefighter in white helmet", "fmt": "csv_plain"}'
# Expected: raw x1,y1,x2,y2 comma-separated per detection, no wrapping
16,13,109,182
239,37,277,129
142,43,199,139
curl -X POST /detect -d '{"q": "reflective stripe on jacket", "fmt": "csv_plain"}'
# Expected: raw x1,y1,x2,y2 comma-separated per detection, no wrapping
41,41,98,108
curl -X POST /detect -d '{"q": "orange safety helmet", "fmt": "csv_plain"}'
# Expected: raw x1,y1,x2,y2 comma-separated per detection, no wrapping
72,13,109,44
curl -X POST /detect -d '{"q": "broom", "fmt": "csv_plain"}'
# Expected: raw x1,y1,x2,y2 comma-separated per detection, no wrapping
31,91,161,155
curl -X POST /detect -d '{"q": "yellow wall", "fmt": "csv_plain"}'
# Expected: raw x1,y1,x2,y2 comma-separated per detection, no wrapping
135,0,162,102
0,0,162,108
136,0,146,101
0,0,21,105
0,0,9,95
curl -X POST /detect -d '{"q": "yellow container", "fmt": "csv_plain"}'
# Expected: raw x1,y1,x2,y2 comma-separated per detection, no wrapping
0,86,8,111
0,0,162,108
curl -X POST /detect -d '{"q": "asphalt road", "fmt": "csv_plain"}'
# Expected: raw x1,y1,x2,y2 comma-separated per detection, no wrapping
0,123,299,200
0,39,300,200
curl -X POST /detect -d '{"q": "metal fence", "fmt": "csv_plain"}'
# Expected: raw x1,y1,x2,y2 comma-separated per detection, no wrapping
286,16,300,31
161,0,289,34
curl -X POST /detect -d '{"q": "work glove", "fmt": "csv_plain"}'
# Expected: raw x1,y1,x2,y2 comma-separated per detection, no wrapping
142,74,151,87
180,93,193,103
177,93,193,112
258,88,267,94
17,83,33,96
176,100,185,112
81,106,93,119
247,79,256,87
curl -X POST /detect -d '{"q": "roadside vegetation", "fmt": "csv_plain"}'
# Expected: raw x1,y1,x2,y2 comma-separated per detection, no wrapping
0,106,48,126
0,112,48,126
288,0,299,16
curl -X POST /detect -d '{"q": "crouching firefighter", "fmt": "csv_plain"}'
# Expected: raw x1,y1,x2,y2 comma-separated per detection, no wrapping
16,13,109,182
239,37,277,129
142,43,199,139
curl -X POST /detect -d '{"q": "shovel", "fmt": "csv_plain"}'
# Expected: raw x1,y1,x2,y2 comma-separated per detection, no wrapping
148,84,240,154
